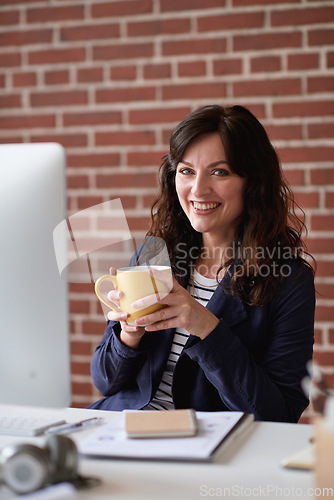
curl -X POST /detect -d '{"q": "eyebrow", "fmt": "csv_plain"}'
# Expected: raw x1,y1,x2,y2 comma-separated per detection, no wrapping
179,160,229,168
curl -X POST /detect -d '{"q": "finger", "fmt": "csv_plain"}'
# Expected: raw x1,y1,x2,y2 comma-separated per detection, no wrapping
120,320,144,334
109,267,117,276
135,305,177,329
107,310,128,322
107,289,122,304
149,268,175,293
131,292,169,310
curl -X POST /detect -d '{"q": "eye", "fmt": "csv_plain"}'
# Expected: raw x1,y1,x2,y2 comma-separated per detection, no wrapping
212,168,230,176
178,167,194,175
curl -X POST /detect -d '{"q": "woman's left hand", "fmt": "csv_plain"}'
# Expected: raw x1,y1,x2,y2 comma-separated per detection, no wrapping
132,268,219,339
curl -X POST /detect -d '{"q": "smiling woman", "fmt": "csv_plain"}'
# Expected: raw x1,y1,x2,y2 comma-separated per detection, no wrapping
88,105,316,422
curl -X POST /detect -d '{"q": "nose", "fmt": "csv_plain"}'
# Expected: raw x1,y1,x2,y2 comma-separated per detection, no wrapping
191,171,211,198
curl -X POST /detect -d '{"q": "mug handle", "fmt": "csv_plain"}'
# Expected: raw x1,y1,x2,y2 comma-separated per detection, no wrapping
94,274,120,312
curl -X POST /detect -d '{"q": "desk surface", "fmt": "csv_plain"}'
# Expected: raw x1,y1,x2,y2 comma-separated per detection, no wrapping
0,405,314,500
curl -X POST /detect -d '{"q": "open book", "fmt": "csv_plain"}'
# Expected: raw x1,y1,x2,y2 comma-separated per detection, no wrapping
78,410,254,462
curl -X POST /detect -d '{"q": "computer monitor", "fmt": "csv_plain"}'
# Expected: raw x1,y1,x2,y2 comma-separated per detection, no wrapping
0,143,71,407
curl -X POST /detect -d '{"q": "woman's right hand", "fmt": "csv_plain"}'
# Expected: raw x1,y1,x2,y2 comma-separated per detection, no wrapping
106,267,146,350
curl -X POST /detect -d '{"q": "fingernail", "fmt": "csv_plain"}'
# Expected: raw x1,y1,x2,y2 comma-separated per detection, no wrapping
132,300,142,309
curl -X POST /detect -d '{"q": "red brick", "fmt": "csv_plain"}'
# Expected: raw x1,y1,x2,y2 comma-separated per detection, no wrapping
310,168,334,185
234,31,301,51
325,192,334,208
77,67,103,83
70,300,90,314
27,5,84,23
0,94,21,108
213,58,243,76
250,55,281,73
234,0,298,4
327,52,334,68
71,361,91,376
314,260,334,277
44,70,69,85
70,283,94,294
265,124,302,141
0,136,22,144
67,153,120,168
313,350,334,364
110,65,137,81
76,196,105,210
71,341,92,356
0,114,55,129
127,150,166,167
71,382,93,396
67,174,90,190
96,173,157,189
93,42,153,60
178,61,206,77
96,87,156,103
127,18,189,37
316,284,334,300
63,111,122,127
127,216,151,232
0,52,21,67
294,190,319,209
30,90,87,107
162,38,227,57
0,29,52,47
273,100,334,118
307,76,334,94
95,130,155,147
306,239,334,255
60,23,119,42
288,53,319,71
160,0,225,11
308,29,334,47
12,71,37,87
0,75,5,87
129,106,190,125
310,215,334,232
162,82,226,100
82,320,106,335
233,78,301,97
280,146,334,164
282,169,305,186
0,9,20,25
271,6,334,27
28,48,86,65
92,0,153,18
308,123,334,140
198,11,264,32
143,63,171,80
31,133,87,148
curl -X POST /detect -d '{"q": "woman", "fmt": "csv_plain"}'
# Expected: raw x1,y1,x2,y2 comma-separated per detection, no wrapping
88,105,315,422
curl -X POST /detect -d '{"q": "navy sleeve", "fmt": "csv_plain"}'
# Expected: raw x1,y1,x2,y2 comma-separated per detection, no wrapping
90,321,146,397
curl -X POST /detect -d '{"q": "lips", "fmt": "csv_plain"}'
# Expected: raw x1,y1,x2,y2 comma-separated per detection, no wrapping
192,201,221,211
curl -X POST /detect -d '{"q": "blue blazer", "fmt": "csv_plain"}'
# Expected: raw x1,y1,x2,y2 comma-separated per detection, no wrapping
88,262,315,422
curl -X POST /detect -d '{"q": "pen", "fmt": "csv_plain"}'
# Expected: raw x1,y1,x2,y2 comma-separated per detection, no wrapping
45,417,105,435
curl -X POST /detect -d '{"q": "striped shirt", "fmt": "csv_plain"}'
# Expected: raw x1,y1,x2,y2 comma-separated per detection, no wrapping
142,269,218,411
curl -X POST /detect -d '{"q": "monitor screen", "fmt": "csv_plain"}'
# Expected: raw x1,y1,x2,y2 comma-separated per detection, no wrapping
0,143,70,407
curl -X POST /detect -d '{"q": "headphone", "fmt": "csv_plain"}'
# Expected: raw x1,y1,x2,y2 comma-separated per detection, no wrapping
0,435,78,495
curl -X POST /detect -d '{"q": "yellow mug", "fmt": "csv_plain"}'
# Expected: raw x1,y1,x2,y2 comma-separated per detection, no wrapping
95,265,172,325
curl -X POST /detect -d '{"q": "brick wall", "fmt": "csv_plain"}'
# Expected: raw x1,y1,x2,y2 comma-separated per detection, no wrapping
0,0,333,420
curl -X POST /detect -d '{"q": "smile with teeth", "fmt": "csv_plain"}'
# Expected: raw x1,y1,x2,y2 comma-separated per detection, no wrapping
192,201,221,211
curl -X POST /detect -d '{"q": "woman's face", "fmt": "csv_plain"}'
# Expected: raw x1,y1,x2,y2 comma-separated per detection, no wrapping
175,132,247,244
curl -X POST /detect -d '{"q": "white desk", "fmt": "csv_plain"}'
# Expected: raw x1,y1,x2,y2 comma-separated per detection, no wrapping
0,405,314,500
